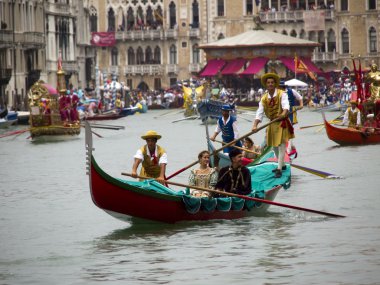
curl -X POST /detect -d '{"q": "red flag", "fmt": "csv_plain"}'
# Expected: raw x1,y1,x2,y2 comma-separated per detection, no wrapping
295,54,317,81
352,58,363,102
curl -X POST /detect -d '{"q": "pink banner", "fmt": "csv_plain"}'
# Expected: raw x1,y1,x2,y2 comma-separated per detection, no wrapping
303,10,325,31
91,32,116,47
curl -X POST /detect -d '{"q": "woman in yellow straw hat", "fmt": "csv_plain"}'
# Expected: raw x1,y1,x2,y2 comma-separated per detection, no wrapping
252,73,294,178
132,130,167,184
342,100,361,129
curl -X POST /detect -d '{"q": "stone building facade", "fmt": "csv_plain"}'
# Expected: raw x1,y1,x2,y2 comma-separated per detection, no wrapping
0,0,379,107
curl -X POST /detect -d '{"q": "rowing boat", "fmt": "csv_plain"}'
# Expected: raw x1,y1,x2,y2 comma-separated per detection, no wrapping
323,112,380,145
85,122,290,224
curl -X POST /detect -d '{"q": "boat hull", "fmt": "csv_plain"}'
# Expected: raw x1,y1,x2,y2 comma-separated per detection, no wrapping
323,113,380,145
89,158,281,224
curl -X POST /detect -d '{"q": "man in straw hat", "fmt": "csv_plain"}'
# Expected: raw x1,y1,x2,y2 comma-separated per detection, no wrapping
132,130,167,184
252,73,294,178
210,104,242,153
342,100,361,129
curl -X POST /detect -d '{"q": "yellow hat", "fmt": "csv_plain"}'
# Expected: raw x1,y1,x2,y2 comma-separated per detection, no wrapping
141,130,162,140
350,100,358,105
261,73,280,88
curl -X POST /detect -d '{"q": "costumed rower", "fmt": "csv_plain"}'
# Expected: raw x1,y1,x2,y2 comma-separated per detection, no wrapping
252,73,294,178
210,104,242,153
280,80,303,156
342,100,361,129
131,130,167,184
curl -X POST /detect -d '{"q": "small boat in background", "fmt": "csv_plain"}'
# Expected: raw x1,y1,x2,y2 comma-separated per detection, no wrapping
323,112,380,145
0,108,18,128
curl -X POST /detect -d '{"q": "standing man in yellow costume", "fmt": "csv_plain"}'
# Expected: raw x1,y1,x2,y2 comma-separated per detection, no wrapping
252,73,294,178
342,100,361,129
132,130,167,184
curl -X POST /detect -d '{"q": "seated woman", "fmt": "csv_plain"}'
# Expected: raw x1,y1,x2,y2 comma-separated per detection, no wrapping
188,150,218,198
242,137,261,160
362,113,377,135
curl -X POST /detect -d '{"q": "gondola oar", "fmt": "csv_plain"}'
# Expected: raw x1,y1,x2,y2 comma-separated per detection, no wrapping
172,116,199,123
0,128,30,138
166,161,199,180
291,163,342,179
81,125,103,138
121,173,345,218
214,139,261,155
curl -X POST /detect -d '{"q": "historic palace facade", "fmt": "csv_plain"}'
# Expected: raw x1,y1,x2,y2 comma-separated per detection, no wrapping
0,0,379,107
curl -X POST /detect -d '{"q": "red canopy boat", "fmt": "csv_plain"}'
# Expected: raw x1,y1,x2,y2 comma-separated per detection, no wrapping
323,113,380,145
84,122,288,224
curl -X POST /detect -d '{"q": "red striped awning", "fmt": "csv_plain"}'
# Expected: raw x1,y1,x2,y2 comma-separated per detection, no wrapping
240,57,269,75
279,56,296,72
199,59,226,77
221,59,246,75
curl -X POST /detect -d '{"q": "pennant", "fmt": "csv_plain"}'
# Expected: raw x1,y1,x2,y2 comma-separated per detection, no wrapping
294,54,317,81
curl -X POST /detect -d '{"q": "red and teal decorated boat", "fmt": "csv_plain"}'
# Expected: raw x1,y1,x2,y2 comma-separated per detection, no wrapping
85,122,291,224
323,113,380,145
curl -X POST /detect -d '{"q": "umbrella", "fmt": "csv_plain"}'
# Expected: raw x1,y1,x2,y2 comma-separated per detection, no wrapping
285,78,308,87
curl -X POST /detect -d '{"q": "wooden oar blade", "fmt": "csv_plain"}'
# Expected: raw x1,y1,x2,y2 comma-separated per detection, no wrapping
291,163,343,179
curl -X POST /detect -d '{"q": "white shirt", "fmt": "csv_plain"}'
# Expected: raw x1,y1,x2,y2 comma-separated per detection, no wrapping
214,115,240,140
134,145,168,164
342,107,361,126
255,89,290,122
289,88,303,101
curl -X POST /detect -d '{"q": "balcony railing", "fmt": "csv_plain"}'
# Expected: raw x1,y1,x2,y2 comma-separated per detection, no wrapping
165,29,178,39
45,2,74,15
108,65,119,75
166,64,179,74
62,61,77,72
313,51,337,62
116,30,165,41
189,28,200,38
124,64,163,75
0,30,13,45
189,63,201,73
259,9,334,23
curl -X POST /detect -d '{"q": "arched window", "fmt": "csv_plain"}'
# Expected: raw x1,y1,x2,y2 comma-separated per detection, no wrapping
154,46,161,64
282,30,288,35
369,27,377,52
136,6,144,28
246,0,253,15
127,7,135,31
154,6,163,26
136,47,144,64
169,44,177,64
128,47,135,65
308,31,317,42
145,46,153,64
169,2,176,29
191,0,199,28
89,6,97,32
111,47,118,66
299,29,306,39
108,8,115,32
217,33,224,40
368,0,376,10
290,30,297,38
318,31,325,52
146,6,154,27
217,0,224,16
341,0,348,11
192,44,200,64
341,28,349,54
327,29,336,52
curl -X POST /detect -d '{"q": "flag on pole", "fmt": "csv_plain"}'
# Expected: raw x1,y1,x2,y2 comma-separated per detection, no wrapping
294,54,317,81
